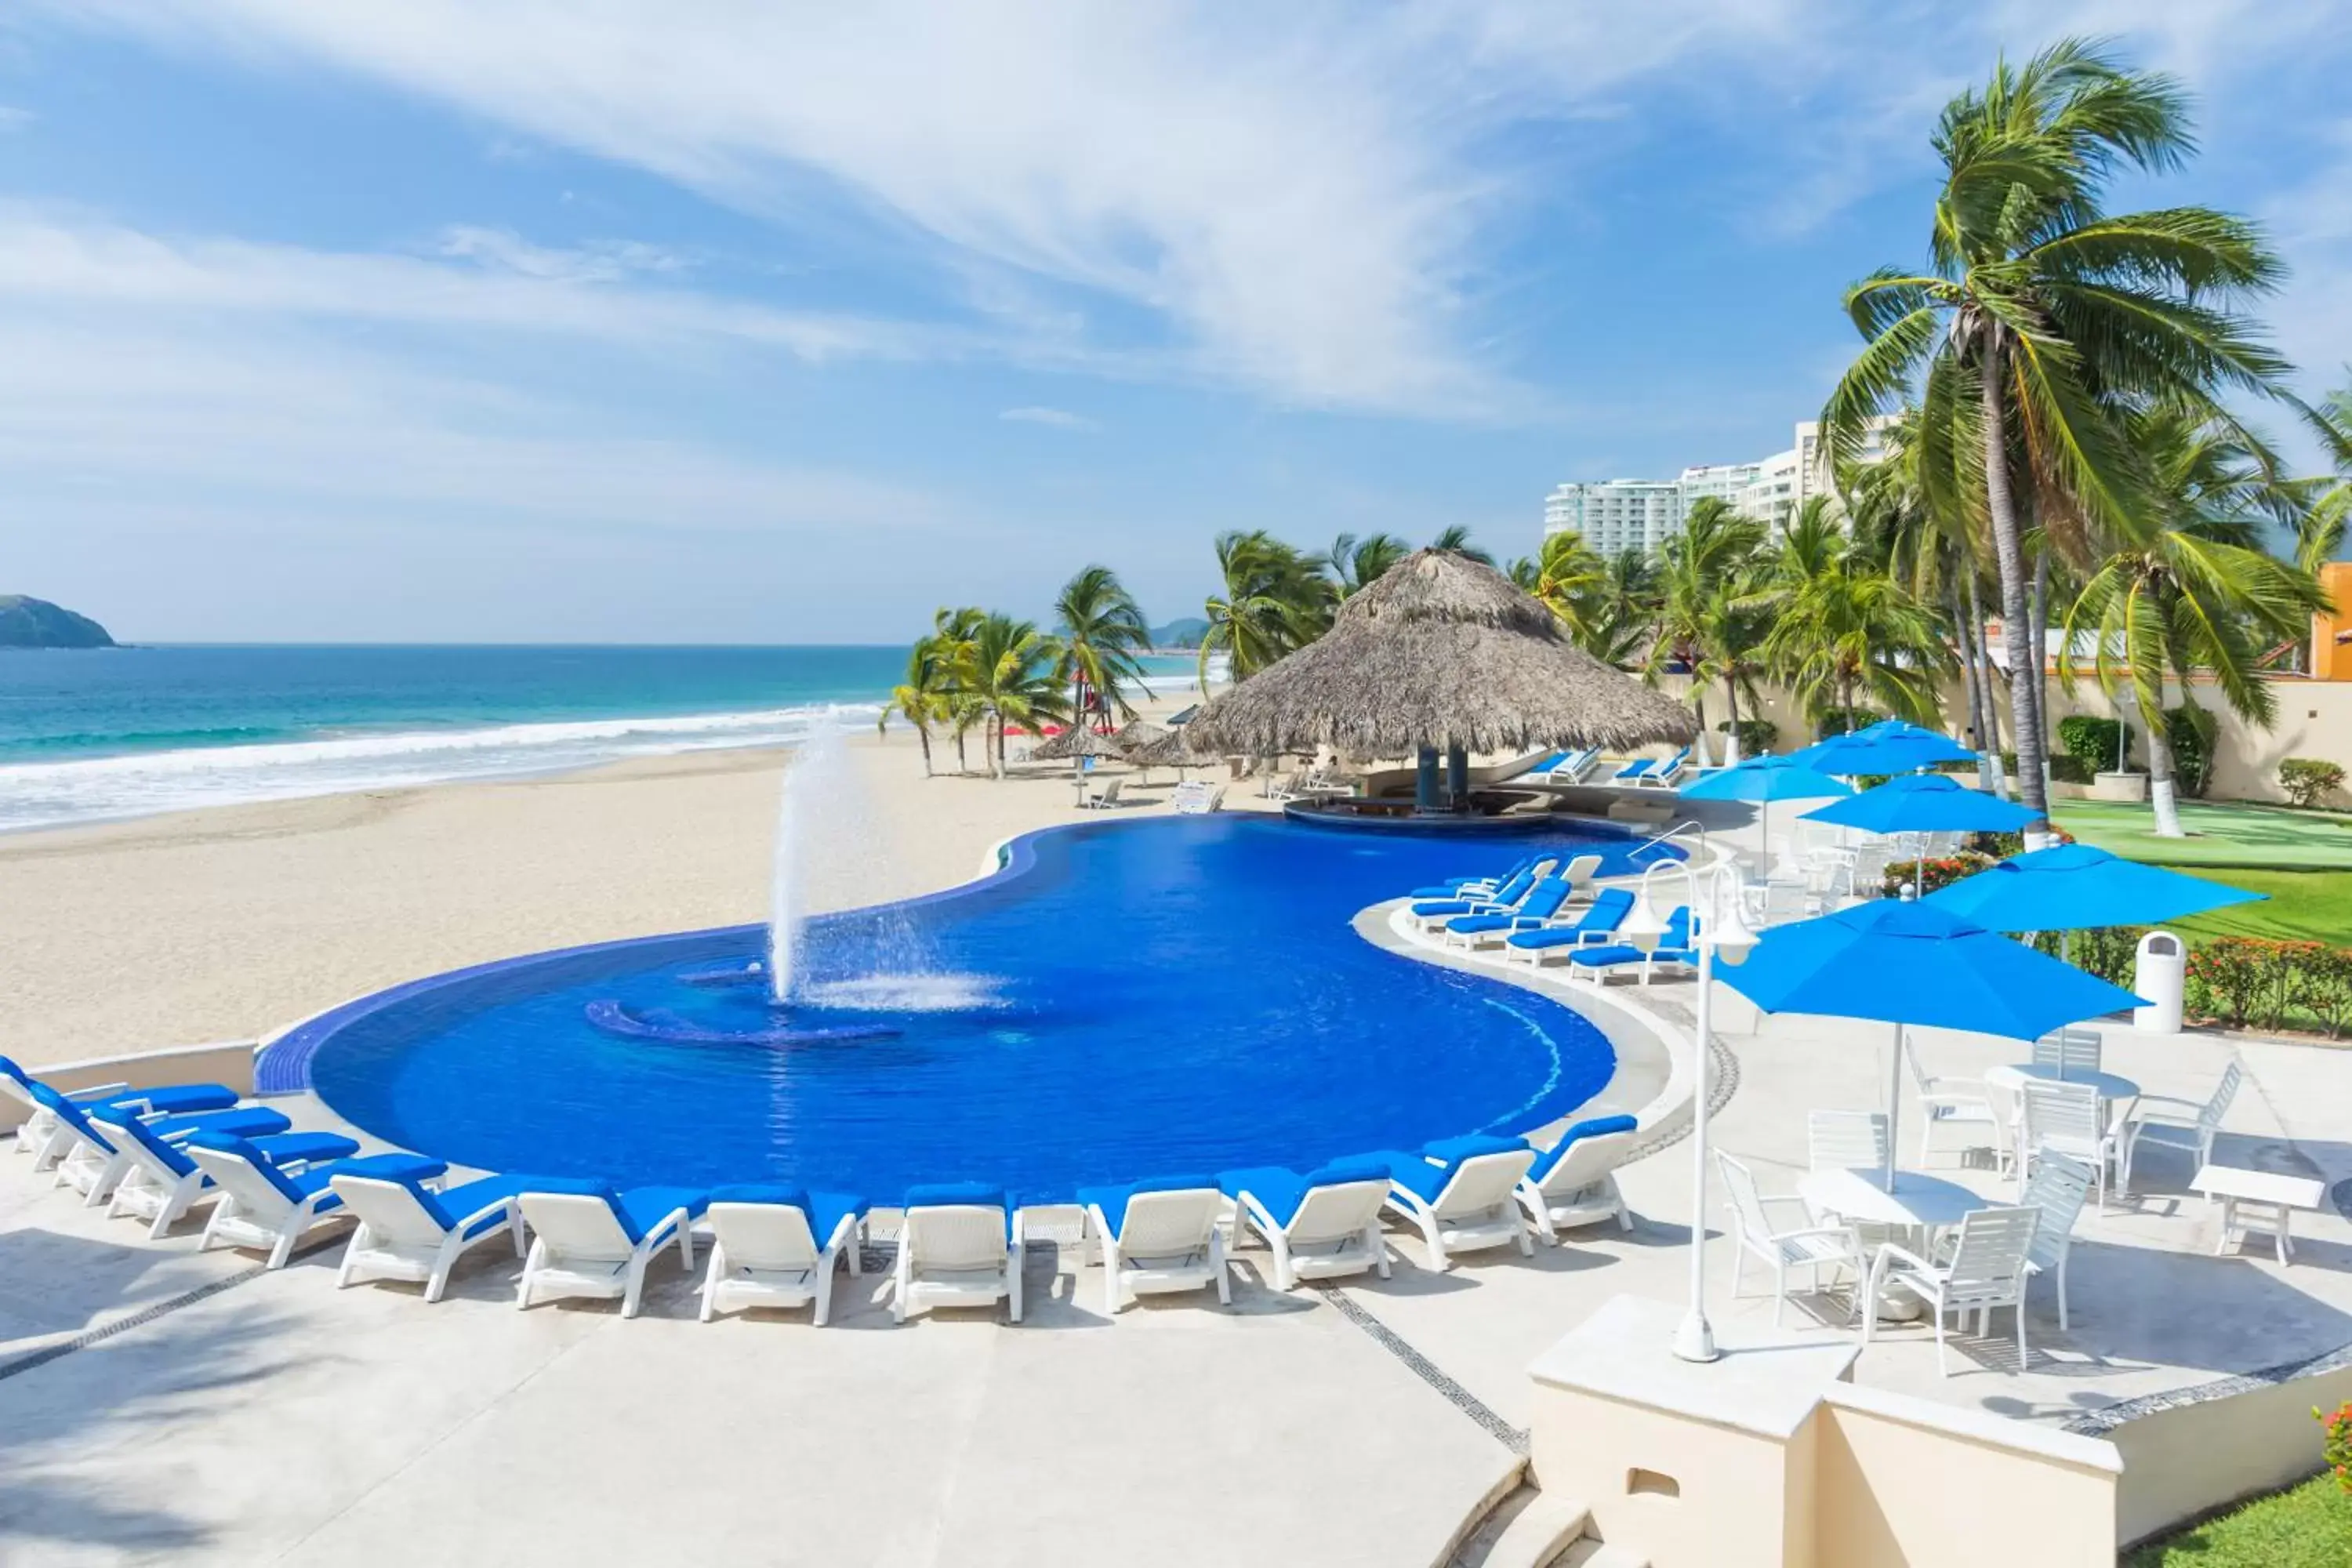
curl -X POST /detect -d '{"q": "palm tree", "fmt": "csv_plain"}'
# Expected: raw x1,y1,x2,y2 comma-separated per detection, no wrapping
878,635,954,776
1583,549,1664,667
1761,502,1954,728
953,613,1068,779
1647,498,1766,750
927,606,989,772
1325,532,1410,597
1429,524,1495,566
1052,564,1152,728
1199,530,1331,689
2061,408,2326,835
2296,379,2352,573
1519,530,1606,638
1823,38,2298,832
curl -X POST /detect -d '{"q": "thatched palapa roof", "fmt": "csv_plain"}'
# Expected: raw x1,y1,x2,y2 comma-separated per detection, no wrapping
1028,725,1126,761
1123,726,1205,766
1112,719,1171,750
1182,549,1697,758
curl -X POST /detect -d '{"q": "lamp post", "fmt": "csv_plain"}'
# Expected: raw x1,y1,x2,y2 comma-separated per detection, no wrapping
1621,857,1759,1363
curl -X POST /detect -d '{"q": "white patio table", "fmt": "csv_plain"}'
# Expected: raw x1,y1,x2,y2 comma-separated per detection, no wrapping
1797,1167,1989,1323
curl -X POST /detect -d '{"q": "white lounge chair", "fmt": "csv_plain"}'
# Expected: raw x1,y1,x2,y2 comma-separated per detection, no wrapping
697,1185,867,1325
1378,1135,1537,1271
891,1183,1023,1323
2119,1062,2240,1193
1635,747,1690,789
2016,1149,2092,1330
2,1054,239,1161
1077,1174,1232,1315
1718,1152,1865,1328
90,1104,350,1239
1219,1159,1393,1291
184,1135,419,1269
43,1091,292,1200
1863,1205,2042,1376
514,1181,707,1318
1079,778,1125,811
2020,1080,2118,1209
332,1163,534,1301
1515,1114,1640,1242
1907,1044,2004,1167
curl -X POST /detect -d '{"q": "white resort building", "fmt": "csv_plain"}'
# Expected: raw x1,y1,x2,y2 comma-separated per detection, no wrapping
1544,416,1893,554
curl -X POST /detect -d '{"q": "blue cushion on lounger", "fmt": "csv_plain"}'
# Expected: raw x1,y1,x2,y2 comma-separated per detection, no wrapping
1371,1152,1452,1205
93,1104,296,1174
517,1178,707,1246
1527,1115,1640,1183
183,1132,343,1209
1074,1173,1218,1237
101,1083,243,1116
1422,1133,1530,1166
1218,1159,1390,1229
0,1054,30,1090
709,1181,868,1240
1566,944,1642,967
902,1181,1006,1210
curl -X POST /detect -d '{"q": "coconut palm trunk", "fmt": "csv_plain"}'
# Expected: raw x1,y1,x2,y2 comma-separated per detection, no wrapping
2142,691,2185,837
1965,572,2007,795
1981,367,2050,830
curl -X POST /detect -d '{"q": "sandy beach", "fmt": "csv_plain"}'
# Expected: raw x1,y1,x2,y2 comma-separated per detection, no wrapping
0,699,1224,1068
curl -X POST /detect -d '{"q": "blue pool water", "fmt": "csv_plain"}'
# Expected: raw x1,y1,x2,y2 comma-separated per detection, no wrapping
295,815,1671,1203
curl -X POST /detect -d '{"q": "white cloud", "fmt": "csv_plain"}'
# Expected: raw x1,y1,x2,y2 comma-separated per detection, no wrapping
998,406,1097,432
0,106,33,129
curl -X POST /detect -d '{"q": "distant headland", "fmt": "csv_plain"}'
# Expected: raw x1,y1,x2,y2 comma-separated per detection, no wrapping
1149,616,1207,649
0,596,115,648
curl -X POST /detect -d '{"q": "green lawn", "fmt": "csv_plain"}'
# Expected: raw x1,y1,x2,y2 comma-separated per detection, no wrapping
2173,868,2352,947
2053,798,2352,870
2126,1473,2352,1566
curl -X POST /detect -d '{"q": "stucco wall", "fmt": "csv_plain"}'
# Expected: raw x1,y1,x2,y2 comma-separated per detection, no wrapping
2107,1358,2352,1548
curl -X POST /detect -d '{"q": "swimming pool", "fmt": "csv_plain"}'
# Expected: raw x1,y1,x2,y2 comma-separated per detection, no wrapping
279,815,1671,1203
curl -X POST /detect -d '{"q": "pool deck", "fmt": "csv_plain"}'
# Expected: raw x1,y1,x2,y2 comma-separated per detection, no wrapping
9,809,2352,1564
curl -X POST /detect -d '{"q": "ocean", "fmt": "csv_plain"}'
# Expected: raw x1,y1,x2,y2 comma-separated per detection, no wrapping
0,644,1210,833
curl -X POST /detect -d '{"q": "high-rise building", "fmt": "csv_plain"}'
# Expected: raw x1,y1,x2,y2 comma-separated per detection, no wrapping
1541,416,1896,555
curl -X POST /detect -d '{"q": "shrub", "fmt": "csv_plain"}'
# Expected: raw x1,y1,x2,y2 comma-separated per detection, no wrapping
2279,757,2347,809
2293,946,2352,1039
2027,925,2148,988
2057,715,2130,774
2167,705,2215,797
2049,754,2093,785
2186,936,2310,1031
1881,850,1994,898
1717,717,1778,757
2319,1400,2352,1494
1998,749,2016,777
1815,707,1883,740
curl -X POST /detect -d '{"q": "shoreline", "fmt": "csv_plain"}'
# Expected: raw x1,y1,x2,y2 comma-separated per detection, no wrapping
0,691,1221,1067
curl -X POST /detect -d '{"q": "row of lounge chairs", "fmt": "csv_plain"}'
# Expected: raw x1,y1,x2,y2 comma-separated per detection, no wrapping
1521,746,1690,790
1406,858,1698,986
5,1054,1649,1326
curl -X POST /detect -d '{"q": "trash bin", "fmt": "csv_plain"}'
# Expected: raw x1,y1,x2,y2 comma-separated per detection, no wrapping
2134,930,2186,1035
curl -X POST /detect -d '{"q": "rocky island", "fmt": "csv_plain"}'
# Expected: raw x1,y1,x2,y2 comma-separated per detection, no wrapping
0,595,115,648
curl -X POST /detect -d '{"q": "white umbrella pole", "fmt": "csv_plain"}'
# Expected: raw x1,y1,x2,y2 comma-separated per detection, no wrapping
1886,1022,1904,1192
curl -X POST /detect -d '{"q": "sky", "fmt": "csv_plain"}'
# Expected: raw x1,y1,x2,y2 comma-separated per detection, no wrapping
1,2,2348,644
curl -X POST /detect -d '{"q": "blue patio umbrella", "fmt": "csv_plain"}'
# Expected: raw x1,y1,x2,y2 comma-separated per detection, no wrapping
1803,774,2042,893
1924,842,2262,932
1793,723,1977,778
1722,900,2146,1187
1679,756,1853,870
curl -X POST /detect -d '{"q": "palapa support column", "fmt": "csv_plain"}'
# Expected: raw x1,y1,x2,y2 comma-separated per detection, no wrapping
1415,746,1440,813
1446,745,1469,811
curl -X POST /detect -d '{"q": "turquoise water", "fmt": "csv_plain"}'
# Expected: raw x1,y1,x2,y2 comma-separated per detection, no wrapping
0,644,1204,832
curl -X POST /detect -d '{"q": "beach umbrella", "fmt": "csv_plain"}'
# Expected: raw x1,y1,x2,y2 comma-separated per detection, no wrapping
1027,724,1127,800
1802,774,2041,891
1924,842,2262,933
1722,900,2146,1189
1181,550,1693,811
1792,723,1976,778
1679,756,1853,871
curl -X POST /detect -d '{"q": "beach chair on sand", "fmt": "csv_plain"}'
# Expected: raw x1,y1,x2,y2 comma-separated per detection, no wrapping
36,1087,291,1194
1375,1135,1537,1271
1517,1114,1642,1241
96,1104,356,1239
3,1054,240,1160
892,1183,1024,1323
1501,887,1634,967
515,1180,709,1318
696,1185,867,1325
186,1137,437,1269
1079,778,1125,811
1078,1174,1232,1316
332,1161,536,1302
1218,1159,1394,1291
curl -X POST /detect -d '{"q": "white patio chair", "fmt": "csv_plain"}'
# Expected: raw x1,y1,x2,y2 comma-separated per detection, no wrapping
697,1186,866,1326
2017,1150,2093,1330
2020,1080,2117,1210
1907,1047,2002,1167
1807,1110,1890,1176
2031,1027,2103,1079
1980,1075,2024,1178
1716,1152,1865,1327
1862,1205,2041,1376
1079,1178,1231,1315
892,1185,1023,1323
2120,1062,2241,1194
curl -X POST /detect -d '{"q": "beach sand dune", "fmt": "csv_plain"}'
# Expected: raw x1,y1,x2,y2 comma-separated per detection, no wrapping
0,710,1227,1067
